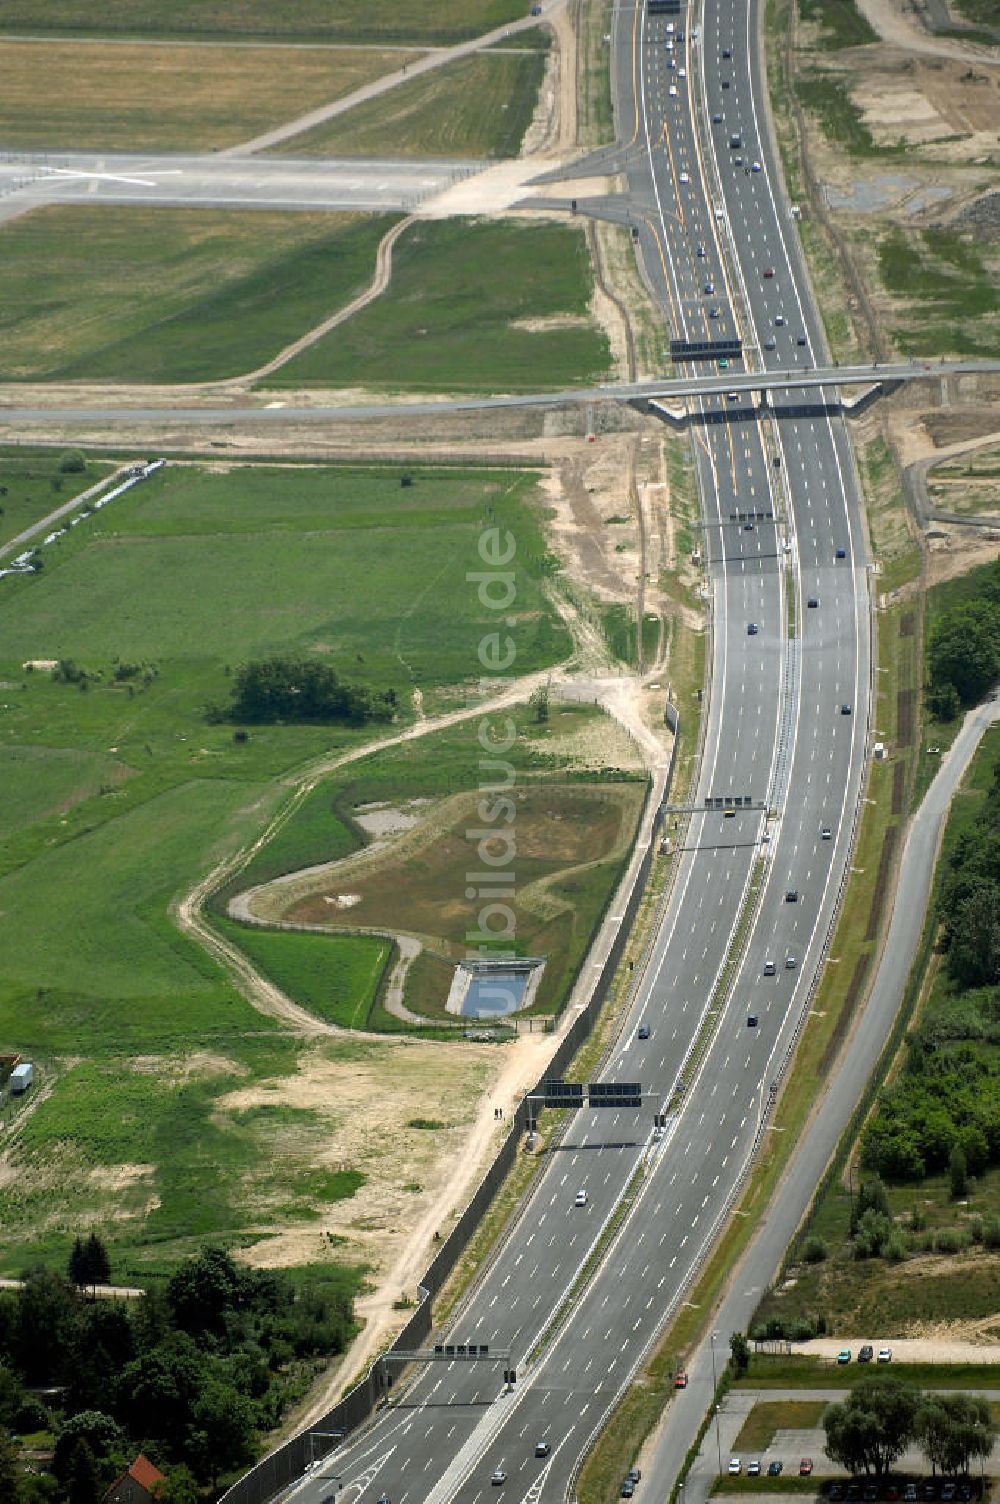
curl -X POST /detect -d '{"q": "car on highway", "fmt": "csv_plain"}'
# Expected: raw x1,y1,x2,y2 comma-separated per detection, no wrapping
878,1347,893,1363
722,46,732,57
764,337,777,350
678,67,687,77
748,1461,762,1476
638,1023,650,1039
708,307,720,319
836,1348,852,1364
785,889,798,902
748,622,758,634
752,160,762,172
705,281,715,294
747,1014,758,1027
669,85,678,96
376,1496,390,1504
785,956,797,968
734,156,744,167
808,596,819,607
535,1442,551,1457
491,1468,507,1486
575,1189,588,1206
775,313,786,326
697,242,707,256
797,335,808,346
718,356,729,368
768,1462,784,1477
713,112,723,123
836,546,847,558
841,703,852,715
679,171,690,183
763,266,774,277
859,1344,874,1363
729,1459,742,1476
800,1459,814,1476
674,1371,688,1388
821,826,832,840
764,960,776,975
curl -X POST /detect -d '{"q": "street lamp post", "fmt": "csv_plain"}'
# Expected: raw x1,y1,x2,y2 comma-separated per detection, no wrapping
709,1330,723,1474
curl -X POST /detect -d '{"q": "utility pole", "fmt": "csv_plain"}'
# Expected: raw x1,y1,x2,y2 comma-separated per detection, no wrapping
709,1330,723,1474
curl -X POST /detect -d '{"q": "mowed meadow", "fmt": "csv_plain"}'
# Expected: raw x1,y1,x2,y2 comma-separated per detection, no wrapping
0,455,572,1274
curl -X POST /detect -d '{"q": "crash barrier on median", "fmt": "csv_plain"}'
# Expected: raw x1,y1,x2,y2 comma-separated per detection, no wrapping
218,732,680,1504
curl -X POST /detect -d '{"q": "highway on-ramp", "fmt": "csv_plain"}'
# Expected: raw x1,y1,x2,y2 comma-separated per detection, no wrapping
255,2,875,1503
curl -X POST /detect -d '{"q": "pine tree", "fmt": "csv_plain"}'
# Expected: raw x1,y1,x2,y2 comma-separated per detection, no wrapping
68,1236,89,1288
84,1233,111,1290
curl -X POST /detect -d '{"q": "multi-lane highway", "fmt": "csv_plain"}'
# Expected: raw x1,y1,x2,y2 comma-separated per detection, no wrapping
264,2,874,1503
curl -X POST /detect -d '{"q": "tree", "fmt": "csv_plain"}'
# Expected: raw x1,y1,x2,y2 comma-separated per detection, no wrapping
927,602,1000,710
68,1237,89,1289
84,1232,111,1289
227,655,393,727
529,684,550,724
65,1439,101,1504
152,1466,200,1504
851,1177,891,1234
918,1394,994,1477
0,1435,21,1504
167,1247,242,1341
116,1341,206,1454
823,1379,920,1477
729,1331,749,1377
13,1268,78,1384
950,1144,968,1200
189,1381,256,1487
58,449,86,474
946,885,1000,989
53,1412,126,1487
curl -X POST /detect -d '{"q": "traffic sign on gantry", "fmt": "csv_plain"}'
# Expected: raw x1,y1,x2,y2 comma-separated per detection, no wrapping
588,1082,642,1108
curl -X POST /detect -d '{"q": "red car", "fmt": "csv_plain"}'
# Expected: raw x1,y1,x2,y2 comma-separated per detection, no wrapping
674,1371,689,1389
800,1460,814,1477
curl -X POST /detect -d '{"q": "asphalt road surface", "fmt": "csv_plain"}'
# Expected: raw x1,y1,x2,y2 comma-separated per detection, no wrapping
0,151,481,214
261,1,880,1503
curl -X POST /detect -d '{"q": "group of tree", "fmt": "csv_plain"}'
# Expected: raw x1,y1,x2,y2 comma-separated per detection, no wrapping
925,559,1000,722
0,1244,357,1503
67,1234,110,1292
219,654,396,727
860,750,1000,1185
824,1378,994,1480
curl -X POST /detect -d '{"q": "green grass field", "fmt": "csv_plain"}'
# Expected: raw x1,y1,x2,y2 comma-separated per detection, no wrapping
799,0,877,49
214,922,393,1030
0,450,115,549
270,218,612,392
877,227,1000,360
0,207,396,383
0,455,573,1273
0,39,414,152
285,49,546,160
0,0,528,44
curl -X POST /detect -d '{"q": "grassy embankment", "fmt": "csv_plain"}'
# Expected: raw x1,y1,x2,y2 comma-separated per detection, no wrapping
0,458,570,1274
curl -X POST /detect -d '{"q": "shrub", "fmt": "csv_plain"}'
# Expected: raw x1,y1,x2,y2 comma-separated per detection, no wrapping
934,1227,969,1254
801,1235,829,1263
58,449,86,474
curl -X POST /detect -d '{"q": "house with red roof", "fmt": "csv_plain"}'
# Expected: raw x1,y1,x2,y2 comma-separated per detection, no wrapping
102,1454,167,1504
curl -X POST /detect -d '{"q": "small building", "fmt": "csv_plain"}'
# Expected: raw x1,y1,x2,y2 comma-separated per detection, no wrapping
103,1455,166,1504
9,1062,32,1094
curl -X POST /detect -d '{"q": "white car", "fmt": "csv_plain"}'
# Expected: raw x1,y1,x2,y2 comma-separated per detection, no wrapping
669,84,678,96
679,171,690,183
575,1189,588,1206
752,160,762,172
728,1459,742,1476
878,1347,893,1363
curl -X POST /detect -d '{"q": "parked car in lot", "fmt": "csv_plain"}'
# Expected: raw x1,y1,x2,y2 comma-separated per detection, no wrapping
859,1344,874,1363
768,1461,784,1477
829,1485,844,1501
800,1459,814,1477
836,1348,852,1364
729,1459,742,1476
748,1461,761,1477
878,1347,893,1363
903,1484,918,1501
674,1371,688,1388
